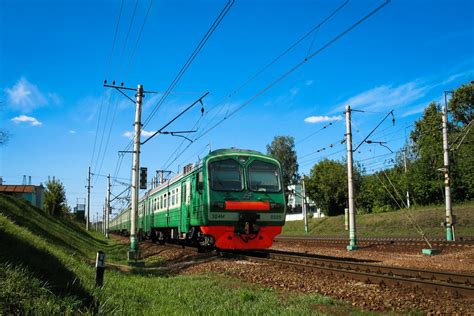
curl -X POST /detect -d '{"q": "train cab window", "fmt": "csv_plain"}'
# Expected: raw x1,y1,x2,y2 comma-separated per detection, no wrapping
248,160,281,193
209,159,243,191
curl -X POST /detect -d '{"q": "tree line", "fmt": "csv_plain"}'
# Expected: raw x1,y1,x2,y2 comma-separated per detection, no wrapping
267,81,473,216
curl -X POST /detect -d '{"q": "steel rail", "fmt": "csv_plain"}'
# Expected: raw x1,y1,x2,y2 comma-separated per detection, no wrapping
274,236,474,247
221,249,474,298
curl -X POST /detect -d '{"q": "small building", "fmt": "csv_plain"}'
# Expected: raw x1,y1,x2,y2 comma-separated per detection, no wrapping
73,203,85,220
0,185,45,209
286,183,324,221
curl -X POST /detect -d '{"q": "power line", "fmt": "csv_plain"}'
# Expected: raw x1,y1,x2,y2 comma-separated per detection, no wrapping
115,0,140,78
118,0,234,175
194,0,391,145
140,0,234,134
123,0,154,78
296,121,341,145
198,0,350,136
353,109,395,152
299,137,346,160
160,1,352,167
90,0,125,168
165,0,390,171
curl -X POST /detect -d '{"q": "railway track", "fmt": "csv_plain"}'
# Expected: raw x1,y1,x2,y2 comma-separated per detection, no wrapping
274,236,474,247
221,248,474,298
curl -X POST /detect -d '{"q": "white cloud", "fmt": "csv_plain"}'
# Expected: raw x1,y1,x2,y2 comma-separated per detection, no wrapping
122,130,156,139
4,77,60,112
141,130,156,137
69,130,76,134
304,115,342,124
11,115,42,126
331,81,428,114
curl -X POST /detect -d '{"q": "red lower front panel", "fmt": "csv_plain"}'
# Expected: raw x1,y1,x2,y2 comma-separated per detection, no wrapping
200,225,282,249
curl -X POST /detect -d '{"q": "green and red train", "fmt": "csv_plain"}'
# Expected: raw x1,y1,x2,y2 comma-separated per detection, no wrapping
109,148,286,249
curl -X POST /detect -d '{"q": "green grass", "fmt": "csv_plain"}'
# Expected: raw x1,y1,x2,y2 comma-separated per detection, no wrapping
282,201,474,238
0,194,374,315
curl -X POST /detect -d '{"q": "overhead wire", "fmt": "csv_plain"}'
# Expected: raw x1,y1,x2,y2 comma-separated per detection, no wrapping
94,0,141,183
90,0,125,169
139,0,234,136
197,0,350,136
194,0,391,144
163,0,391,170
116,0,234,178
172,0,351,158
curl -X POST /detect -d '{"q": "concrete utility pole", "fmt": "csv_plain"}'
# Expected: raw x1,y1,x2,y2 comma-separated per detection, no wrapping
345,105,358,251
403,149,410,208
103,202,106,235
106,174,110,239
129,84,144,261
86,166,92,231
442,105,454,241
301,176,308,233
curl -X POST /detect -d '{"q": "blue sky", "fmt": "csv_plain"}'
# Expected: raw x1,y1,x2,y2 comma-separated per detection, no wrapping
1,0,473,217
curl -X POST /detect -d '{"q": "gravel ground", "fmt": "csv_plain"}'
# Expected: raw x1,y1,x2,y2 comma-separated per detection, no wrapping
111,235,474,314
181,258,474,314
272,240,474,273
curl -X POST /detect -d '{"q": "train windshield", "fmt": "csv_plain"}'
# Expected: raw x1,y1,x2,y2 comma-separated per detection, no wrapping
209,159,243,191
247,160,281,193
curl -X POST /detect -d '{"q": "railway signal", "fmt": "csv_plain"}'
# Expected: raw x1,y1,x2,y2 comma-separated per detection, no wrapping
140,167,147,190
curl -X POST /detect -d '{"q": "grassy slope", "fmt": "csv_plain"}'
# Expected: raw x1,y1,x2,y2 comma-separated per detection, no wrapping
282,201,474,237
0,194,372,315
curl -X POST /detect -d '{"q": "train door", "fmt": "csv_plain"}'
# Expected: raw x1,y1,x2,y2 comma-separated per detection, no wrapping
180,180,191,234
150,198,155,229
193,171,203,222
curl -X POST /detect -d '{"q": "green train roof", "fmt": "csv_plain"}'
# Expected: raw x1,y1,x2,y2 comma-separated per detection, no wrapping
207,148,264,156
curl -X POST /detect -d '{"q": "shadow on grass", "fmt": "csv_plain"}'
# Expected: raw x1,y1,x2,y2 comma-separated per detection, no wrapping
0,195,107,257
0,229,95,309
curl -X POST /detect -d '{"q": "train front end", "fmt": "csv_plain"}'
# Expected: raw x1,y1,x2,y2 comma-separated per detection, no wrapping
200,149,286,249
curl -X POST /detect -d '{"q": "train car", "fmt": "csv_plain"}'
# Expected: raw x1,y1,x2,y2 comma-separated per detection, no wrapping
110,148,286,249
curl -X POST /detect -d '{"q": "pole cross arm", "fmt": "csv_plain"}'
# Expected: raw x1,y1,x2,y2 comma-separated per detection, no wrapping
141,92,209,145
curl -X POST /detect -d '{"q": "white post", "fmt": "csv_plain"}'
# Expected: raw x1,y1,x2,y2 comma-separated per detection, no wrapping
442,105,454,241
345,105,358,251
403,149,410,208
302,176,308,233
129,84,143,260
106,174,110,239
86,166,91,231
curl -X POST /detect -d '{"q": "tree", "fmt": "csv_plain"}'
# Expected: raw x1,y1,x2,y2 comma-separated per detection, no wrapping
44,178,68,216
305,159,361,216
408,102,445,205
448,81,474,125
449,81,474,200
266,136,298,189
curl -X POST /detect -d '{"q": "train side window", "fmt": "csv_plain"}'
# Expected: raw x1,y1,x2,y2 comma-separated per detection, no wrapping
196,171,203,193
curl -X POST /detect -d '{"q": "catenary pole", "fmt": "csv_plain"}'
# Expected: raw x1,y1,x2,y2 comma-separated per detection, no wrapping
345,105,358,251
86,166,91,231
129,84,143,261
106,174,110,239
302,176,308,233
442,105,454,241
